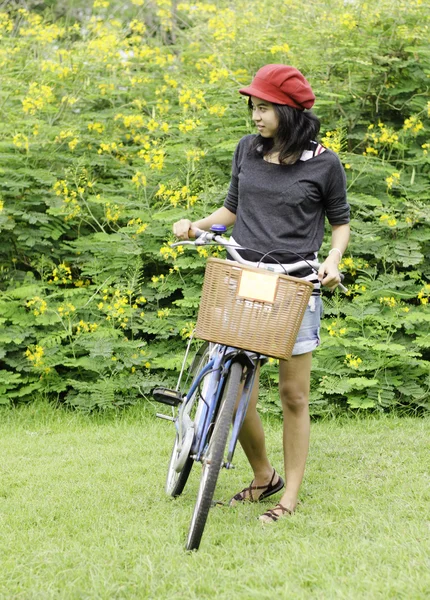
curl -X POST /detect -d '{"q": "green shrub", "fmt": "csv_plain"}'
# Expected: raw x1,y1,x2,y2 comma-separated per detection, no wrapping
0,0,428,412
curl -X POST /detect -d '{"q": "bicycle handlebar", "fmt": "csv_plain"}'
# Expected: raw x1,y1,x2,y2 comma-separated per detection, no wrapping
171,228,347,292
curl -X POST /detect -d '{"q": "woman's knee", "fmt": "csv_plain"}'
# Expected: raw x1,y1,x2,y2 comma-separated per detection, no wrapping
279,353,311,413
279,383,309,413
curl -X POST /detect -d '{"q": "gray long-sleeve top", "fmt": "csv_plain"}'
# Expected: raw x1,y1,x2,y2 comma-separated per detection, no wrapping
224,134,350,266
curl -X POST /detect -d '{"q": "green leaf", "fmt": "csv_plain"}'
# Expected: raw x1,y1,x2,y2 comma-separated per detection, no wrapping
398,382,426,399
347,395,376,409
151,208,188,222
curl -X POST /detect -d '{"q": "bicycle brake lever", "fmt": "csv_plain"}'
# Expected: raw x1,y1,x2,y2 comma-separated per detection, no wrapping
338,273,348,293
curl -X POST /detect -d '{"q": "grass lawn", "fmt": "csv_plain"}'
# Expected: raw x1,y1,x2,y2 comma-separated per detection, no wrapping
0,401,429,599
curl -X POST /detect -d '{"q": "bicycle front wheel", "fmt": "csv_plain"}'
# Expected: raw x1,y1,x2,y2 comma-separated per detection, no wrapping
186,361,243,551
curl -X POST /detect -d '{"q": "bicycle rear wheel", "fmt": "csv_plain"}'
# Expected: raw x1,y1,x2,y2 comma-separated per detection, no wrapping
186,361,243,551
165,428,194,498
165,343,211,497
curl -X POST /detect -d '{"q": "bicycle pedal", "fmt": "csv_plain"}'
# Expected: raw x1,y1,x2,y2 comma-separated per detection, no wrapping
152,387,183,407
156,413,175,422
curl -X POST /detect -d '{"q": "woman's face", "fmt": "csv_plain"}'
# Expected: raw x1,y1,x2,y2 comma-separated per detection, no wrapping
250,96,279,139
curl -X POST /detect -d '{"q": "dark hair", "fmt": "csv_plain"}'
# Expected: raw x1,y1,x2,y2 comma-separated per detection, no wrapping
248,98,320,164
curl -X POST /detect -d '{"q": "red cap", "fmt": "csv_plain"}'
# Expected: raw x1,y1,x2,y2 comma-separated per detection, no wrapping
239,64,315,110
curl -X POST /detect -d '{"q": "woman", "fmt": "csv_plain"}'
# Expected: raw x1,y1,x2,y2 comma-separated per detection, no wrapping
173,64,350,523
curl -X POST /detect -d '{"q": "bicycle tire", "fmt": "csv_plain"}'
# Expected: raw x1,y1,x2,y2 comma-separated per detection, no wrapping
186,361,243,551
165,434,194,498
165,343,211,497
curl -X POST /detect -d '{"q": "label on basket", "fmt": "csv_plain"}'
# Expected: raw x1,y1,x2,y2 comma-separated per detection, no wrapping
237,270,278,303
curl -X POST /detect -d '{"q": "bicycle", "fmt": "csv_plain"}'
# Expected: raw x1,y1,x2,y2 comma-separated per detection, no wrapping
153,225,346,551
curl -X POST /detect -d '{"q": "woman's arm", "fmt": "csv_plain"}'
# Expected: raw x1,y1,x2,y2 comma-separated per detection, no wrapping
173,207,236,240
317,223,350,290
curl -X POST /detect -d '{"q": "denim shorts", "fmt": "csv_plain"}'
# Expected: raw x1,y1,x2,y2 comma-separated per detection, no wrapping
291,296,323,356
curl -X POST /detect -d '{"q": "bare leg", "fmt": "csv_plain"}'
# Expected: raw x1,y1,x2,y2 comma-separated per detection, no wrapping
260,352,312,522
230,364,281,504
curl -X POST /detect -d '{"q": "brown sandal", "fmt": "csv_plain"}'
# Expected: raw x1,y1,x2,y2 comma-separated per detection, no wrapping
259,503,293,523
229,468,284,506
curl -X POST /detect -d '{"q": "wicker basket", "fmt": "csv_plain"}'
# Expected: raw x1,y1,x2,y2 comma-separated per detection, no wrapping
195,258,314,361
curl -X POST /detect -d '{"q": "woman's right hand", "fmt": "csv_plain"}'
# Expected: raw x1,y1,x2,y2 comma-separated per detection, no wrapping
173,219,196,240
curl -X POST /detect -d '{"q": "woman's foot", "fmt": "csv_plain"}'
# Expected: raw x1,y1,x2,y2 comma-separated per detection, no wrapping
259,502,293,523
259,492,299,523
229,468,284,506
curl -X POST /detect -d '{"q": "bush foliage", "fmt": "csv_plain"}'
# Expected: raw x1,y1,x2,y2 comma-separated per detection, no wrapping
0,0,429,413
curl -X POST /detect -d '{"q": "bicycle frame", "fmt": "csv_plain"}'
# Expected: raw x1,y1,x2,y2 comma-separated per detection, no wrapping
178,342,260,468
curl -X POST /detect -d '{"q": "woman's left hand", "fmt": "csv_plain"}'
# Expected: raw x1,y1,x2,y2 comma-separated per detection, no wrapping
317,259,341,291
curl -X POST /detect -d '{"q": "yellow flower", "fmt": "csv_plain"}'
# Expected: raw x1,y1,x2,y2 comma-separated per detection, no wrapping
379,297,397,308
208,10,236,41
164,74,178,88
340,13,357,29
26,296,48,316
417,285,430,305
345,354,362,369
208,105,227,117
270,43,290,54
58,302,76,316
403,116,424,135
186,148,206,162
61,95,79,105
105,202,122,222
13,133,29,152
130,19,146,34
131,172,147,188
180,322,195,339
326,321,347,337
364,146,378,155
136,223,148,234
385,172,400,190
178,118,201,133
88,122,105,134
178,88,205,111
25,345,45,368
322,130,342,153
22,82,55,115
68,138,79,151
